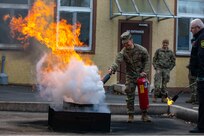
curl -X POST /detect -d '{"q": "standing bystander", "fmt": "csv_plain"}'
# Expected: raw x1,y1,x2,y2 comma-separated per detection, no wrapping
186,37,198,104
189,18,204,133
185,64,198,104
152,39,176,103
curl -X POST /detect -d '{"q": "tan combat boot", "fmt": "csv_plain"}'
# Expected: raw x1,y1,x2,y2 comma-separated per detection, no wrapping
152,94,157,103
186,96,196,103
161,96,168,103
141,112,151,122
186,99,194,103
127,114,134,123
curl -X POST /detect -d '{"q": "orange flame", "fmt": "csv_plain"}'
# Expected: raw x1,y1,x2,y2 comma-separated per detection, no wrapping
3,14,10,21
6,0,90,71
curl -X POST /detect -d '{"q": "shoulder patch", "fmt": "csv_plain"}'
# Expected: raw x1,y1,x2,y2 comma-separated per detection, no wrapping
201,40,204,48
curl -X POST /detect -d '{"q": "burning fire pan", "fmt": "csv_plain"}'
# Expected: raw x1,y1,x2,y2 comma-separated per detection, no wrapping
48,101,111,132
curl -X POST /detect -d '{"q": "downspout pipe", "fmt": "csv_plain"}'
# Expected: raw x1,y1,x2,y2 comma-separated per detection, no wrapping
0,55,8,85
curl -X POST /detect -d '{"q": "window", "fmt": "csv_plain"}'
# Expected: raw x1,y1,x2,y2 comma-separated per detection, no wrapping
176,18,191,55
176,0,204,56
0,0,30,50
0,0,95,52
57,0,95,52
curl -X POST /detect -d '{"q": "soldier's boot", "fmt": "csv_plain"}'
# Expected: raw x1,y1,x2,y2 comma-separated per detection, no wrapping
141,112,151,122
194,95,199,104
186,95,196,103
127,114,134,123
193,95,199,104
193,100,199,105
152,94,157,103
186,98,195,103
161,96,168,103
152,89,159,103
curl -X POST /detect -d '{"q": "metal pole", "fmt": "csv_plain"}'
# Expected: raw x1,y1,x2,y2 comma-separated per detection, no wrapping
1,55,5,73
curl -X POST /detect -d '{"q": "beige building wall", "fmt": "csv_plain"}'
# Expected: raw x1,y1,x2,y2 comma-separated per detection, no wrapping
0,51,36,85
0,0,190,88
94,0,189,88
0,41,48,85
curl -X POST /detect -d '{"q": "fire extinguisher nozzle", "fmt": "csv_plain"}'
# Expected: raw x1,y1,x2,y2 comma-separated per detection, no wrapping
102,73,111,84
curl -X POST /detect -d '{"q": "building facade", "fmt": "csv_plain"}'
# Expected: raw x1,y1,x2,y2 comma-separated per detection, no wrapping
0,0,204,89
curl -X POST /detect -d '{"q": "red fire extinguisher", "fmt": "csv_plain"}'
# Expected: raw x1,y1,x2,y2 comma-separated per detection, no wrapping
137,77,149,110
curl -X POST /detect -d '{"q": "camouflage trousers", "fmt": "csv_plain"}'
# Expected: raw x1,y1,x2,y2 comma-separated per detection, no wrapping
188,71,198,101
125,82,136,114
154,69,170,97
125,81,148,114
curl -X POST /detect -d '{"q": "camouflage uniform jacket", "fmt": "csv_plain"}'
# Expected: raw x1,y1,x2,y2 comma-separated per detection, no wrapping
110,44,150,82
153,48,175,70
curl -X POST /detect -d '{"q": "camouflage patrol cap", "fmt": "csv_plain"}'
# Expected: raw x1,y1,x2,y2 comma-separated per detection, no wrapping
121,31,132,44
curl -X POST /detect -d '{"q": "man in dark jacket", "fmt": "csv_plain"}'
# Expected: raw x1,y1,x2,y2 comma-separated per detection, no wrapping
189,18,204,133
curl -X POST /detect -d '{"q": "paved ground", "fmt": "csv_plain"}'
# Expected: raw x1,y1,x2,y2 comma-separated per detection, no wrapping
0,111,197,135
0,85,201,135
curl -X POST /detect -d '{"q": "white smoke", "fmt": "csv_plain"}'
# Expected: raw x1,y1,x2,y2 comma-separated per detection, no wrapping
36,54,107,108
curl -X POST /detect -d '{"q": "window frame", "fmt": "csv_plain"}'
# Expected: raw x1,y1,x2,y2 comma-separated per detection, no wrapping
176,0,204,56
56,0,96,53
0,0,96,53
0,2,30,50
175,18,193,56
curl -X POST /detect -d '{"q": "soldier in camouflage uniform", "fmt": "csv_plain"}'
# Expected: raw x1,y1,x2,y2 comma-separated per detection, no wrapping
108,31,151,123
185,37,198,104
186,64,198,104
186,37,198,104
152,39,176,103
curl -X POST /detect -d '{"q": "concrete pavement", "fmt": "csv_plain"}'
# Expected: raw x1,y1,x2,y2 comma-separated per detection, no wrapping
0,111,197,135
0,85,200,135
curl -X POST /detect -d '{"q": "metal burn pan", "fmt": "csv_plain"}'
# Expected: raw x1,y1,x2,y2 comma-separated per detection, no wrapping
63,101,95,112
48,105,111,132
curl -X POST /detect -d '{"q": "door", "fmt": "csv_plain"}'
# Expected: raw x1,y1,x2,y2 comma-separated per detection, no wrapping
118,20,152,84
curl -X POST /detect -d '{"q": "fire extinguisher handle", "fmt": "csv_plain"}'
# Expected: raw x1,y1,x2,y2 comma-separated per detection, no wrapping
144,81,148,89
139,72,147,78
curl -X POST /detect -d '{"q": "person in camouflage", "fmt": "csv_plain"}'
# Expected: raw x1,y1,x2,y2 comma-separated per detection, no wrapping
186,64,198,104
152,39,176,103
108,31,151,123
186,38,198,104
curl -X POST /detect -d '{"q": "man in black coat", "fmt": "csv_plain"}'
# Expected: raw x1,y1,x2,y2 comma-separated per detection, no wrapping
189,18,204,133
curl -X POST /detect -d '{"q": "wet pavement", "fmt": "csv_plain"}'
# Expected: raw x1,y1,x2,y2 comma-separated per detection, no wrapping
0,85,201,135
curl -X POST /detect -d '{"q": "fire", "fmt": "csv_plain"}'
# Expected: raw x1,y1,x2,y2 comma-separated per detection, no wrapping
4,0,108,106
5,0,90,71
3,14,10,21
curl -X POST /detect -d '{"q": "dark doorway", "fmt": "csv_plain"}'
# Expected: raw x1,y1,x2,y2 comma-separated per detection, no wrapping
118,20,152,84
